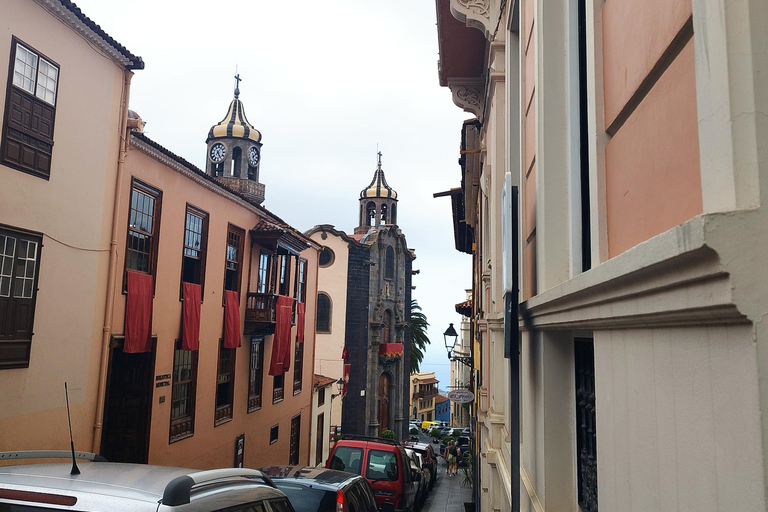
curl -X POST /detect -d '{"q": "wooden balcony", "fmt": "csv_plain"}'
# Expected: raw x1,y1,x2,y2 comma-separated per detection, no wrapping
245,292,278,335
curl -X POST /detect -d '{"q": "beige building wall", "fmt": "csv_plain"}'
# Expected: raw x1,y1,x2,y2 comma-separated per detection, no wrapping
309,228,350,428
437,0,768,509
106,135,317,470
0,0,137,453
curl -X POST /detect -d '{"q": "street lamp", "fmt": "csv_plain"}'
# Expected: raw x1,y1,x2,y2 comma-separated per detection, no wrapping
335,378,345,397
444,323,472,367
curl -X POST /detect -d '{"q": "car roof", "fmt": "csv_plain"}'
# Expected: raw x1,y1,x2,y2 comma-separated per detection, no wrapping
401,442,431,451
258,465,361,490
0,462,286,510
0,462,190,503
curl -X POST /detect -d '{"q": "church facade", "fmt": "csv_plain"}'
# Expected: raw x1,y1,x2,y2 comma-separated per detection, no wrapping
307,156,415,440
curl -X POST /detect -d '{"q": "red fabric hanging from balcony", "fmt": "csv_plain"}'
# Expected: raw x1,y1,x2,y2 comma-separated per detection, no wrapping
125,270,153,353
182,282,201,351
269,295,294,375
296,302,305,344
223,290,241,349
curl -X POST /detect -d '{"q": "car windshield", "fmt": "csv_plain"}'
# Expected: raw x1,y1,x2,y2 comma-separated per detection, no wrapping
366,450,398,482
329,446,364,475
273,482,336,512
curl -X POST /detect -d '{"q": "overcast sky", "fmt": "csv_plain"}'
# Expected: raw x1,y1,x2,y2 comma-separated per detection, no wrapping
73,0,472,390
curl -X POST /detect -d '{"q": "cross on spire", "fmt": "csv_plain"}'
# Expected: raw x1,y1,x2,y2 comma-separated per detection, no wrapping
377,151,382,169
234,73,241,99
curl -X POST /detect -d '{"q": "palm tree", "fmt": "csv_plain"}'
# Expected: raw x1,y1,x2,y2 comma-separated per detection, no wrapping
410,299,430,372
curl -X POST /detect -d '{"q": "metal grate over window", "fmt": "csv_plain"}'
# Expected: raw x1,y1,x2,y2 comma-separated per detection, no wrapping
575,338,597,512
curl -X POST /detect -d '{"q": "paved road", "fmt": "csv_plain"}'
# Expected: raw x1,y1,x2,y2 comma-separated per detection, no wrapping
414,433,473,512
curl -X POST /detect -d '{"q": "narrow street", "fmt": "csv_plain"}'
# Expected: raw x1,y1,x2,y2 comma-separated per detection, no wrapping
420,455,473,512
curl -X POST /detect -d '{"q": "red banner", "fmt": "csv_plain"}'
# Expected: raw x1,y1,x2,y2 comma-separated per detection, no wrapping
181,282,201,351
269,295,294,375
223,290,241,349
296,302,305,344
124,271,153,353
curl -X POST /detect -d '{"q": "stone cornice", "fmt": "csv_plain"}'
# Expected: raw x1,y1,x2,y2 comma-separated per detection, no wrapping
522,215,749,330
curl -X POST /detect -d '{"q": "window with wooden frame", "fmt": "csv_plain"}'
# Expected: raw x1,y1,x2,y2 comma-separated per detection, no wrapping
180,205,208,291
124,179,162,282
292,340,303,395
296,259,307,303
224,225,244,295
317,387,326,406
0,225,42,369
273,373,284,403
257,251,271,294
170,339,197,442
215,339,235,425
278,254,291,296
316,292,331,333
1,38,59,179
248,336,264,412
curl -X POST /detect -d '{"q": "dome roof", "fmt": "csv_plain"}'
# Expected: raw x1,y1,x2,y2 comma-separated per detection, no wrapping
207,93,261,144
360,153,397,200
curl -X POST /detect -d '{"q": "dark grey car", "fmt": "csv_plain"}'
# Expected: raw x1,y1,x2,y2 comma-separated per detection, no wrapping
259,465,378,512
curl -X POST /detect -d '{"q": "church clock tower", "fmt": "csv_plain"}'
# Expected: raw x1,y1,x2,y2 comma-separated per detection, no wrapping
206,75,265,204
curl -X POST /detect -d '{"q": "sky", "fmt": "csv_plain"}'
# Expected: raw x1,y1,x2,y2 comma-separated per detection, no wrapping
72,0,472,389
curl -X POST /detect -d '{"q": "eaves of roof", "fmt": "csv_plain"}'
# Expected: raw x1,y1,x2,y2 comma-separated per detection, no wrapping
36,0,144,69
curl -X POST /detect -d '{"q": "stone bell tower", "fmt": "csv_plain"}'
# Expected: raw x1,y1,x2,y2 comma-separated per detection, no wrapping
355,152,398,235
206,75,265,204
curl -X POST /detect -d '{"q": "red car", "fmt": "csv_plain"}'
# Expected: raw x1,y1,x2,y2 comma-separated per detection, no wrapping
326,436,419,512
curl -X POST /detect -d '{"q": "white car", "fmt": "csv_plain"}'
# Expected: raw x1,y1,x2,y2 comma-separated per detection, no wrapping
0,451,294,512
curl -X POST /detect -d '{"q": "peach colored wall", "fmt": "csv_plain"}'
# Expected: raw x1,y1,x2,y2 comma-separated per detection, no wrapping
605,41,702,258
0,0,127,453
113,144,317,469
522,0,536,300
602,0,692,127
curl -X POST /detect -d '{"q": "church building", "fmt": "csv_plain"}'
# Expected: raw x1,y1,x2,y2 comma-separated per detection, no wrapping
307,154,415,440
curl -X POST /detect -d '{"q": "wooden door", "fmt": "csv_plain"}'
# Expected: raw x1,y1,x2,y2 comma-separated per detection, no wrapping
315,413,324,465
100,344,153,463
289,414,301,465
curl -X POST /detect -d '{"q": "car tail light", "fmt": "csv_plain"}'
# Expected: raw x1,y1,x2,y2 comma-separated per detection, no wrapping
336,489,345,512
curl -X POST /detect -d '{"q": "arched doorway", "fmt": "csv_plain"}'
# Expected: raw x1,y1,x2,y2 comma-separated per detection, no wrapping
377,373,390,431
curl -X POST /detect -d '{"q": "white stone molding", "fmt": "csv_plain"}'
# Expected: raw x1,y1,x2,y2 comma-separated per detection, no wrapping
522,215,750,330
449,0,493,39
447,78,485,117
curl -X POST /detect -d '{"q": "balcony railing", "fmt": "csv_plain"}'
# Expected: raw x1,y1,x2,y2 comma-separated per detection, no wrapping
245,292,278,334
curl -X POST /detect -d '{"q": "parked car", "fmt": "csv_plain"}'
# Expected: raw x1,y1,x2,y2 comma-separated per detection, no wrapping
327,436,417,512
0,450,292,512
403,448,427,508
258,465,377,512
456,436,471,467
400,441,438,490
439,427,453,437
420,421,439,433
461,427,471,436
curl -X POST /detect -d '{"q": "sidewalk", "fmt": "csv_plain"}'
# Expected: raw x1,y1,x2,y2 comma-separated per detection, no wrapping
422,456,473,512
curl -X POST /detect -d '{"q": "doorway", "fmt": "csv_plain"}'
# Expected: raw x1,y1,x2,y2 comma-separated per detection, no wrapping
290,414,301,465
100,340,154,463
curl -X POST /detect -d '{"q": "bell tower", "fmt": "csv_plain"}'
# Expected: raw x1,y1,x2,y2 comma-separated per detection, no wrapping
206,74,265,204
355,152,398,235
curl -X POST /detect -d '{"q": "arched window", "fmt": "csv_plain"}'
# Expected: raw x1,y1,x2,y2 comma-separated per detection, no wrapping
231,146,242,177
316,292,331,333
382,310,392,343
380,204,388,224
319,246,335,267
390,203,397,224
366,202,376,227
385,246,395,279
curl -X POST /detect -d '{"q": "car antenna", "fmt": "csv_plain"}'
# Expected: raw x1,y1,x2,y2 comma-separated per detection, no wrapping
65,382,80,475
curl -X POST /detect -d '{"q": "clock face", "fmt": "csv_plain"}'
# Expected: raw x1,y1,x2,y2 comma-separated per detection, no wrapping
210,143,226,163
248,146,260,167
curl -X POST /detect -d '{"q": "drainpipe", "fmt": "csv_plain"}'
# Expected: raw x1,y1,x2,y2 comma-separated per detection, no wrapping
92,69,133,453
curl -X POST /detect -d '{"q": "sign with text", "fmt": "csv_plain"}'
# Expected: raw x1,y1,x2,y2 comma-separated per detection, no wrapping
447,389,475,404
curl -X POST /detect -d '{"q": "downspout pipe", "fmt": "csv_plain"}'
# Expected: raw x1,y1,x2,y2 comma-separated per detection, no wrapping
92,69,133,453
